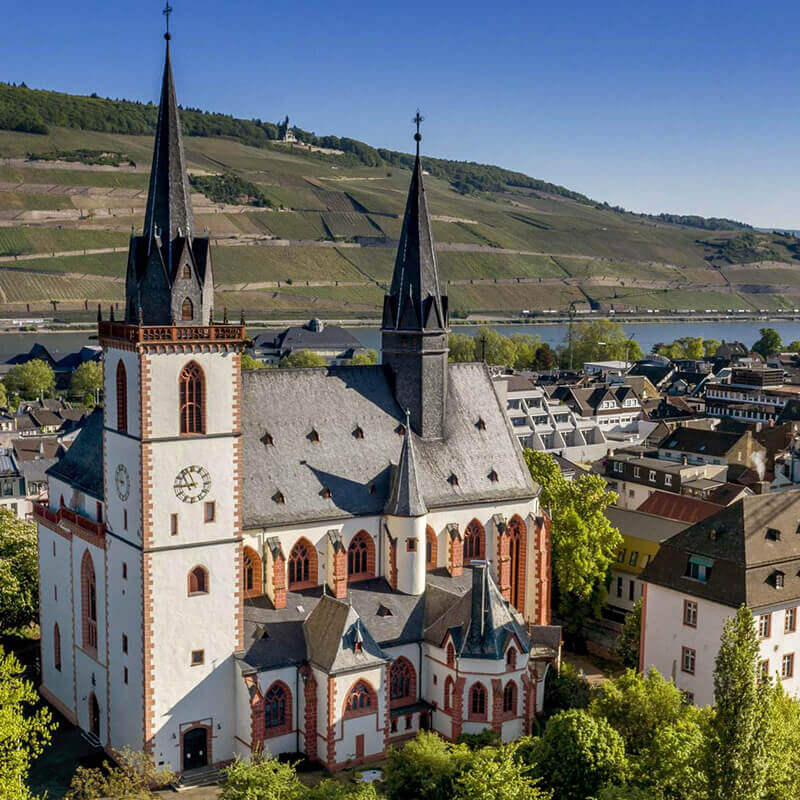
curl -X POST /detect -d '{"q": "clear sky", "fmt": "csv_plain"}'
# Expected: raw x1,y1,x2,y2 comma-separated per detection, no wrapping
3,1,800,227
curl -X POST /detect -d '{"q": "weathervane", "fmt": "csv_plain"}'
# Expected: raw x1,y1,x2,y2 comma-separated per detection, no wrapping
413,109,423,155
163,1,174,40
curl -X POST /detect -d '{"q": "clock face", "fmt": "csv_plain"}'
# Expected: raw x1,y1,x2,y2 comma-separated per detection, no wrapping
115,464,130,501
174,465,211,503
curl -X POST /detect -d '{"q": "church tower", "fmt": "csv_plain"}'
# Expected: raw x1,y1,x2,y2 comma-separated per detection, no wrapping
99,25,245,771
381,114,450,440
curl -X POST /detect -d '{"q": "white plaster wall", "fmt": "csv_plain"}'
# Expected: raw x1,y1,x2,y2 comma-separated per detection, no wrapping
332,666,385,763
48,476,74,512
609,568,644,612
104,348,142,439
71,540,107,665
312,666,329,761
257,666,302,757
758,604,800,696
104,431,142,546
386,515,426,595
37,523,75,716
75,648,108,742
234,671,253,759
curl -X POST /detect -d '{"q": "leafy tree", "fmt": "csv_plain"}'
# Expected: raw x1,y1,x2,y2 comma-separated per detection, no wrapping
0,380,6,408
708,605,772,800
220,755,303,800
241,352,267,370
383,731,473,800
4,359,55,400
763,686,800,800
569,321,643,367
304,780,380,800
454,743,548,800
533,708,627,800
684,337,704,360
788,340,800,354
69,361,103,402
0,509,38,631
66,748,175,800
349,349,378,365
0,647,55,800
448,333,476,362
524,450,621,631
279,350,327,368
615,598,642,669
752,327,782,358
543,661,594,717
703,338,721,357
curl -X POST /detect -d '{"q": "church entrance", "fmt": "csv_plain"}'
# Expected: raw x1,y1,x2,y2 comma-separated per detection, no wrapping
183,727,208,771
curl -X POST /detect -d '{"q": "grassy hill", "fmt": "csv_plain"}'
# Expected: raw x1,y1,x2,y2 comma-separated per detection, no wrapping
1,83,799,320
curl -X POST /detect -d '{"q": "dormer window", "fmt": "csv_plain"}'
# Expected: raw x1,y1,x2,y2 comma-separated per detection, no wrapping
396,424,406,437
448,473,459,487
273,491,285,504
767,528,781,541
353,426,364,439
321,487,332,500
774,571,785,589
686,554,713,582
261,431,274,446
476,417,486,431
309,428,319,443
488,469,499,483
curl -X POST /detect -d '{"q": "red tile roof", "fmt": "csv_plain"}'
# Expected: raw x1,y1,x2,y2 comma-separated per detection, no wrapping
636,490,722,524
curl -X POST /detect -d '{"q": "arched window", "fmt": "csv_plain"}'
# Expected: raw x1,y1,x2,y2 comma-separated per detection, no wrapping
463,519,485,564
179,361,205,435
116,360,127,433
348,531,374,582
503,681,517,715
288,538,317,589
243,546,262,599
446,642,455,667
263,681,291,737
469,683,487,720
88,692,100,737
188,566,209,595
507,515,527,611
181,297,193,321
343,679,377,718
183,264,191,279
426,525,438,571
444,676,455,712
54,623,61,672
506,647,517,670
389,657,416,707
81,550,97,654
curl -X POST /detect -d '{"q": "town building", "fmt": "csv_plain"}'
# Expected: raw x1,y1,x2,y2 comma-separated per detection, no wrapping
250,319,369,365
35,34,558,778
549,384,644,433
655,427,766,470
640,491,800,705
704,366,800,424
0,448,25,518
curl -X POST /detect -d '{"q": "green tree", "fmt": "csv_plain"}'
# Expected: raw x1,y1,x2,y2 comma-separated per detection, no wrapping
703,339,721,357
524,450,621,630
383,730,474,800
533,709,627,800
4,359,55,400
66,748,175,799
69,361,103,402
448,333,476,362
304,780,380,800
279,350,327,368
684,337,704,360
454,743,548,800
0,509,38,631
709,605,772,800
787,340,800,354
241,352,267,370
349,349,378,365
752,328,782,358
220,755,303,800
569,321,643,367
0,647,55,800
0,380,6,408
764,686,800,800
615,599,642,669
543,661,594,716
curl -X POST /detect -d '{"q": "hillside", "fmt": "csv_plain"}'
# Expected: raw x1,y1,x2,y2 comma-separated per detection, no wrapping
1,83,799,321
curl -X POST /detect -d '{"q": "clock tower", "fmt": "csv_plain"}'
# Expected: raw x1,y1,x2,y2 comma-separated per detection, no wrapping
98,31,246,770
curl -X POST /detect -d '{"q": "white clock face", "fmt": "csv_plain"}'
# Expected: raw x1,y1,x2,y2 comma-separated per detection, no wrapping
115,464,130,501
174,465,211,503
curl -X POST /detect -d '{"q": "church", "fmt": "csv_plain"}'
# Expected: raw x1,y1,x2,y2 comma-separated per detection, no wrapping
34,30,560,776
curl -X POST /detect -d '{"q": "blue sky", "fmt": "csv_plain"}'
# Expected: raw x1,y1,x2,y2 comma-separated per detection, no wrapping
3,1,800,227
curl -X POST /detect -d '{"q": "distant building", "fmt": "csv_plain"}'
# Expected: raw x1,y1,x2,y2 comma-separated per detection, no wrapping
705,366,800,424
549,384,644,433
250,318,369,365
279,115,297,143
655,427,766,471
0,449,25,518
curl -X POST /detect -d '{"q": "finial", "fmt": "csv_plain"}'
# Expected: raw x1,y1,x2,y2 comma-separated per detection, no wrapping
413,109,423,156
223,307,228,324
96,304,102,323
163,1,173,41
109,305,115,322
405,407,411,429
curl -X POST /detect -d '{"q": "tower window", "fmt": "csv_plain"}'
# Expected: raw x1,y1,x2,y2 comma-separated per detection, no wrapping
204,502,215,522
188,566,209,595
273,491,285,504
53,623,61,672
179,361,205,435
116,360,127,433
181,297,193,321
353,426,364,439
191,650,204,666
81,550,97,655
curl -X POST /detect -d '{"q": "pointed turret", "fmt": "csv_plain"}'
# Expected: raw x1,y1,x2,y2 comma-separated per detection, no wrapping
124,30,213,327
381,113,450,440
385,410,427,517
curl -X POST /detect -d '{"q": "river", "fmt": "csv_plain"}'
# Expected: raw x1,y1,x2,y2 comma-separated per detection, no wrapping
1,319,799,363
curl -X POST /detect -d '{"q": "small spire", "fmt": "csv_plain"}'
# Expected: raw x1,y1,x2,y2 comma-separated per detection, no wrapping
385,408,427,517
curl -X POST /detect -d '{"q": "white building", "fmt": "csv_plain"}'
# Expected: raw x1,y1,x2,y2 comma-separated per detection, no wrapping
35,35,559,778
640,492,800,705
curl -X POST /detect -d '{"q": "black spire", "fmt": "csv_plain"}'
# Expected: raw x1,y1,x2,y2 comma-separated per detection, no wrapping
381,114,450,440
385,409,427,517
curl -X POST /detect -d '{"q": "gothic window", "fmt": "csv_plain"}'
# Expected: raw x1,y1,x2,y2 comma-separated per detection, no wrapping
288,538,317,589
444,675,455,711
243,547,262,599
390,657,416,707
503,681,517,715
264,682,290,736
81,550,97,654
469,683,487,719
446,642,455,667
181,297,193,321
348,531,374,582
188,566,209,595
507,515,527,611
343,679,377,718
426,525,437,571
506,647,517,670
179,361,205,435
463,519,485,564
116,360,127,433
54,623,61,672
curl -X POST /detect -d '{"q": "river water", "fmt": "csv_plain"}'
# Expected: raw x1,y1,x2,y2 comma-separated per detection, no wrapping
1,319,800,363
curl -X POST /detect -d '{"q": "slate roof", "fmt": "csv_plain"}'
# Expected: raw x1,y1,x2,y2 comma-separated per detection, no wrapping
253,321,363,355
13,437,62,461
240,362,536,528
46,408,103,499
640,490,800,609
657,427,745,457
605,505,689,544
637,490,722,524
6,343,56,366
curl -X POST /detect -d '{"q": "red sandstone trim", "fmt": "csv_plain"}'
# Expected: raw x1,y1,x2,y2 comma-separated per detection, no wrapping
300,665,318,762
326,676,336,764
426,525,438,571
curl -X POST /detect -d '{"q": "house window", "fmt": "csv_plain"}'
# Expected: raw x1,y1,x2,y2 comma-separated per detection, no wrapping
188,566,209,595
264,682,289,735
347,531,374,581
446,642,455,667
122,634,128,654
617,549,626,563
503,681,517,715
629,580,635,601
681,647,696,675
683,600,698,628
53,623,61,672
686,555,713,582
407,538,417,552
759,613,772,639
171,513,179,537
616,576,623,598
665,474,672,487
469,683,487,719
124,667,128,684
782,653,794,679
96,501,102,523
786,608,797,633
179,361,205,435
116,360,127,433
629,551,639,567
649,470,656,482
391,718,398,733
426,526,437,571
123,508,127,530
389,658,416,706
183,264,191,278
634,467,641,478
343,680,377,717
122,562,127,580
181,297,193,321
405,715,412,730
204,502,215,523
759,659,770,679
191,650,204,666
